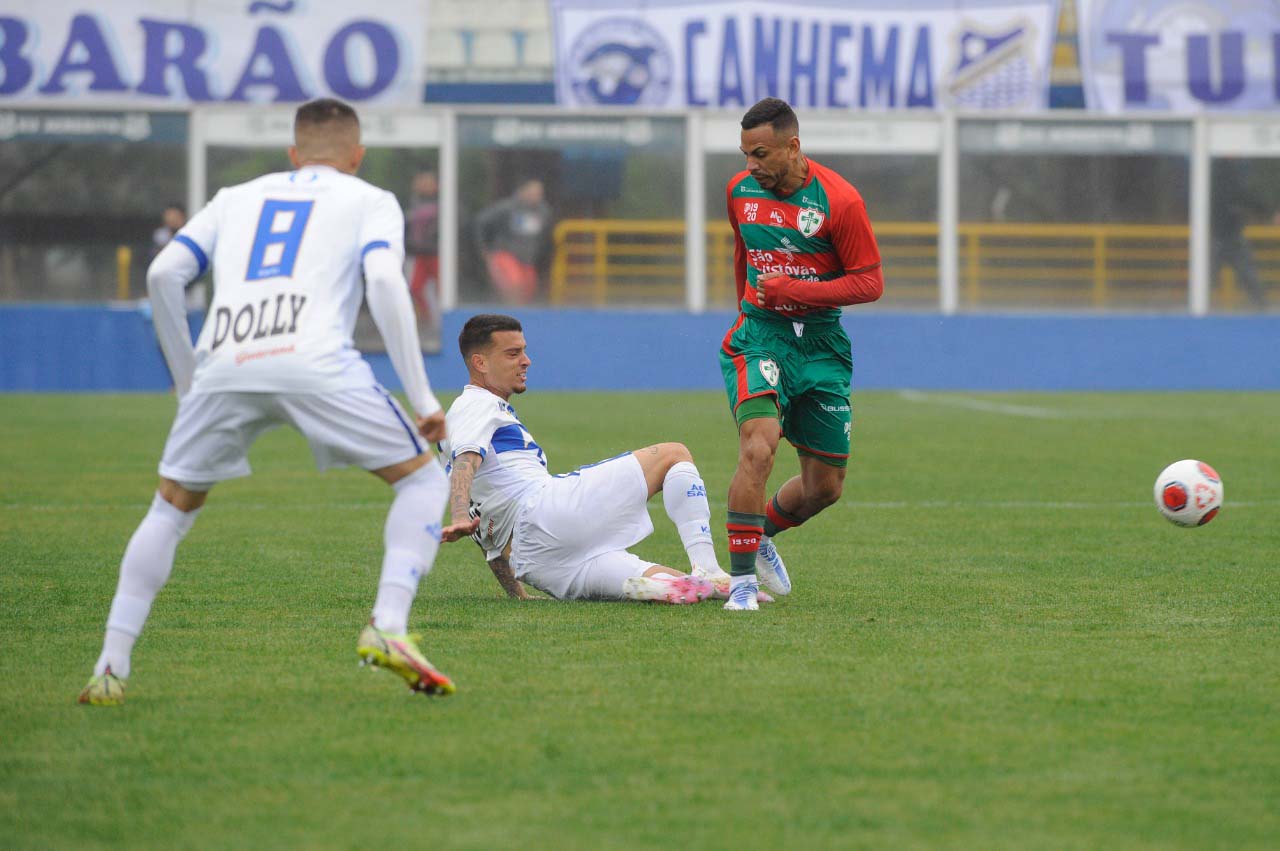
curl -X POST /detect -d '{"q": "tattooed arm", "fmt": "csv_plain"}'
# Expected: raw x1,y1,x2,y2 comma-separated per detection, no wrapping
487,542,529,600
441,451,481,542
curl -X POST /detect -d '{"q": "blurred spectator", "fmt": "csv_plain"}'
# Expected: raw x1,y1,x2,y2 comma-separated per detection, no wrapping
474,178,553,303
151,203,186,259
1212,159,1272,310
151,202,204,310
406,170,440,322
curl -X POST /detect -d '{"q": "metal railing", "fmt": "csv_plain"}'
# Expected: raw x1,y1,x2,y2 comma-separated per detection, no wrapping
550,219,1280,308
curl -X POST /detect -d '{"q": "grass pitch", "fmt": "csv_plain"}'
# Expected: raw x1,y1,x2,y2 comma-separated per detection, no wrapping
1,391,1278,849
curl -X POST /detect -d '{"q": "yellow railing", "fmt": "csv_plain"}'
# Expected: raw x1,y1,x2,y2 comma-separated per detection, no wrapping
550,219,1280,308
116,245,133,299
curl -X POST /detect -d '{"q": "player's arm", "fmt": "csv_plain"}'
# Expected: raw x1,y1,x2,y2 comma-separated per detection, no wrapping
757,197,884,309
441,451,482,542
361,195,443,436
146,198,218,398
727,182,749,304
486,543,529,600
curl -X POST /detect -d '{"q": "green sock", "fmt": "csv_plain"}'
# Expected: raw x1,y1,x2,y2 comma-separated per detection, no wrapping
726,510,765,577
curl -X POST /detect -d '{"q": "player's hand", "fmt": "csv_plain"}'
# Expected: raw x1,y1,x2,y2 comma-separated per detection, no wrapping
441,517,480,543
417,411,446,442
755,271,787,308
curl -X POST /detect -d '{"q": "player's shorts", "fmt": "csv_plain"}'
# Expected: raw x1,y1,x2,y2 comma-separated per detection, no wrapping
158,385,424,487
510,452,656,600
719,311,854,466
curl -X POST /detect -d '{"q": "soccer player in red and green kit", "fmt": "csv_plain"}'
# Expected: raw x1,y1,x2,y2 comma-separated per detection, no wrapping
720,97,884,611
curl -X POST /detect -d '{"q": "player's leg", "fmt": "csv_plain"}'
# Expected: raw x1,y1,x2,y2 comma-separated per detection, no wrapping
568,550,713,604
369,454,445,635
279,388,452,695
511,453,656,600
719,318,789,611
631,442,724,580
82,392,271,705
779,326,853,523
749,325,854,596
80,479,209,706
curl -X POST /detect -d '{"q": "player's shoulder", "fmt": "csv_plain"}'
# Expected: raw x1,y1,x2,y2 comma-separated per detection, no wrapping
808,159,865,207
726,170,760,196
448,385,507,417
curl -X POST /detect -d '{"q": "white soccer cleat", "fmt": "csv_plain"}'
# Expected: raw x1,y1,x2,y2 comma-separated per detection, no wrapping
723,577,760,611
693,565,773,603
622,574,714,604
755,537,791,596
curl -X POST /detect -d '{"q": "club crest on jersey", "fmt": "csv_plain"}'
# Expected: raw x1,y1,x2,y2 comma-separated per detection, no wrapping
758,359,780,387
797,209,824,237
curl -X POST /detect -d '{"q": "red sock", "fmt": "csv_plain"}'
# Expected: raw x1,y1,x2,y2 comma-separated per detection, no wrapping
765,495,804,536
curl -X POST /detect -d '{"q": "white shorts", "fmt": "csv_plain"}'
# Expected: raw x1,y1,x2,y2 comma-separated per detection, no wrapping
158,386,424,487
510,453,655,600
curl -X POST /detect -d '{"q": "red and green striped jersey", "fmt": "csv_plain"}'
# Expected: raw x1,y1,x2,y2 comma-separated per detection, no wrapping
726,158,883,323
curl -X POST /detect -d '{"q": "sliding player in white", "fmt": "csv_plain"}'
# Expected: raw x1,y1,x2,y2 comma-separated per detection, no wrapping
440,314,762,605
79,99,454,704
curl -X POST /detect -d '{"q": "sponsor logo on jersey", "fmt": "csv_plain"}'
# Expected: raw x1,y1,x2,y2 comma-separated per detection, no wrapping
210,294,306,351
566,17,673,106
778,236,800,261
758,359,780,387
797,208,824,238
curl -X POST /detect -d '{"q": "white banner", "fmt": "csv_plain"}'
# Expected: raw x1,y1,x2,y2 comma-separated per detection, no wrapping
552,0,1060,111
0,0,426,106
1079,0,1280,113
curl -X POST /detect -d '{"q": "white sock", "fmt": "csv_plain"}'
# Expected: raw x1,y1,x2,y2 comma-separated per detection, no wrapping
730,573,757,591
372,463,447,635
94,493,200,678
661,461,721,572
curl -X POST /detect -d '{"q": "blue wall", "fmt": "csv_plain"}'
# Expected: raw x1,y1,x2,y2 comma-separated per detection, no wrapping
3,305,1278,393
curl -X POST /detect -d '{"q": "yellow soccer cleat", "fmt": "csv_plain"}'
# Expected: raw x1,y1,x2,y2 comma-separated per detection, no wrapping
357,624,455,696
78,667,127,706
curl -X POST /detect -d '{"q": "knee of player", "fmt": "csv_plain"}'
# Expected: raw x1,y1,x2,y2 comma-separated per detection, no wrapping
809,480,844,510
662,442,693,464
739,436,777,471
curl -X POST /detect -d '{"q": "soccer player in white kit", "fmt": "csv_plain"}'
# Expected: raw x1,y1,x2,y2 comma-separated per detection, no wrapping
439,314,748,604
79,99,454,704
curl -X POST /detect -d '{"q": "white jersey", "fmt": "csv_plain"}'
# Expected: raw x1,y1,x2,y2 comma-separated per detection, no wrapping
442,385,551,559
176,164,404,395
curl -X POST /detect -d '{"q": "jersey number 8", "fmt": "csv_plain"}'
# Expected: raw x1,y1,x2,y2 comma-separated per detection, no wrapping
246,199,315,281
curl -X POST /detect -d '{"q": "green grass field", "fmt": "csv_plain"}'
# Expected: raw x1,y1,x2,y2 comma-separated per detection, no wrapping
2,391,1278,849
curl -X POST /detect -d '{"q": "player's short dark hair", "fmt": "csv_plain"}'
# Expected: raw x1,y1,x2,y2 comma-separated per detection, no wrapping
459,314,523,359
741,97,799,137
164,202,186,215
294,98,359,134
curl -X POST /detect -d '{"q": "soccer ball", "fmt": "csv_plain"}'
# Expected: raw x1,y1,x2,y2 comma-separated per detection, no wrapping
1154,460,1223,527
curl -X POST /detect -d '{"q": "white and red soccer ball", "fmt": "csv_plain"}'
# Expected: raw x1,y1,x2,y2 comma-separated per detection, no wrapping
1154,460,1223,527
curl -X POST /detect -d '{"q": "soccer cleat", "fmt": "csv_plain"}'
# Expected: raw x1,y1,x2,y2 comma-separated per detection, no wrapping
357,624,456,696
693,565,773,604
78,667,127,706
723,578,761,611
622,574,715,605
755,537,792,596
